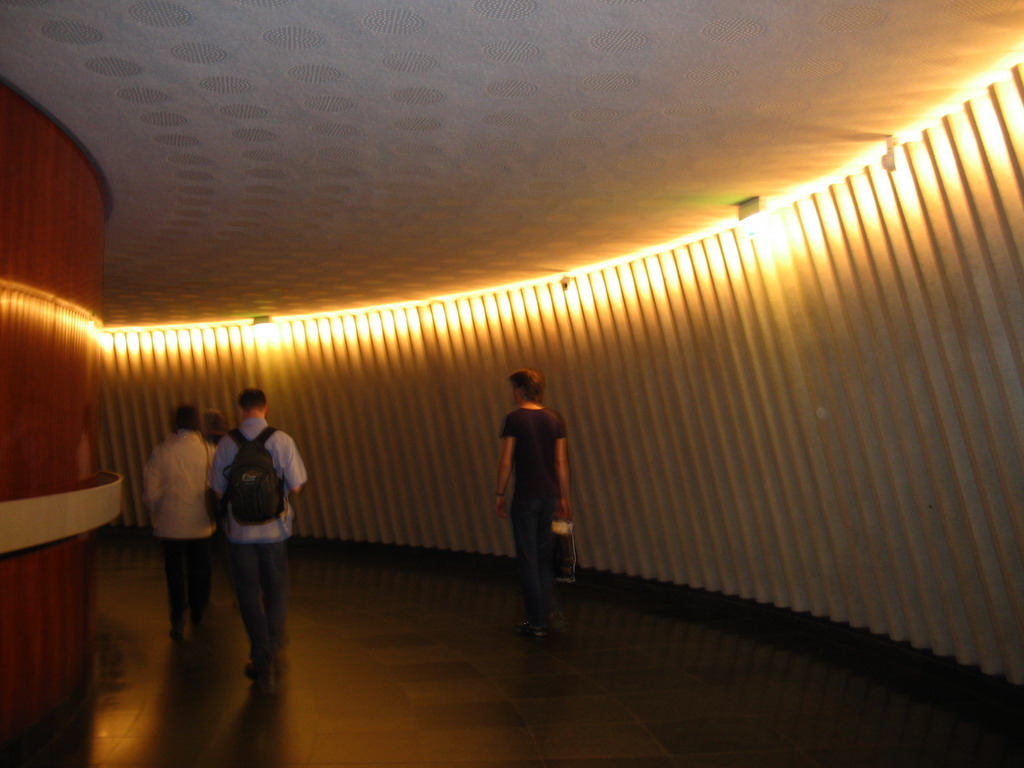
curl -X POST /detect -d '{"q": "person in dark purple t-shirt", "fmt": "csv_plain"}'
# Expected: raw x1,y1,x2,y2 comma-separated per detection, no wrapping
495,368,573,636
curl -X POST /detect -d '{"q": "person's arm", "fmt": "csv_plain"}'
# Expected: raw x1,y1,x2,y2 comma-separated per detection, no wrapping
494,436,515,519
554,437,572,521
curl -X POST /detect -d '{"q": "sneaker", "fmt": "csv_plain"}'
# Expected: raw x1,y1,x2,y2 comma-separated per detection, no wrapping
514,622,548,637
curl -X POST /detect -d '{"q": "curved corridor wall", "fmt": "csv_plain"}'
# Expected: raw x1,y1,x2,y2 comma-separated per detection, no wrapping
0,85,105,752
101,72,1024,684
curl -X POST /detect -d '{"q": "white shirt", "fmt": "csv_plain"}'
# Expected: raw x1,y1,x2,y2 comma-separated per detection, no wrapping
143,430,215,539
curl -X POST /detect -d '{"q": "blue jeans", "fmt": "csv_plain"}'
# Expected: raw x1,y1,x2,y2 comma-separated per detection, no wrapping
227,540,289,671
510,497,559,627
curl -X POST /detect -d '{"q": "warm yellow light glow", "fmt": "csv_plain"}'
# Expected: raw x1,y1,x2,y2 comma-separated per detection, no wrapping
253,321,280,346
89,57,1024,349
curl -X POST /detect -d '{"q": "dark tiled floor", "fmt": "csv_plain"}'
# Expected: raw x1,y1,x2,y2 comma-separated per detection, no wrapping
24,529,1024,767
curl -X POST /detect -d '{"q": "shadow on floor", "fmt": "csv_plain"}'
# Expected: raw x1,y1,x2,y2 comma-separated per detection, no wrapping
22,528,1024,767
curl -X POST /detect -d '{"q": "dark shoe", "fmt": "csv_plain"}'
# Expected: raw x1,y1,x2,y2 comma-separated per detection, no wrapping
514,622,548,637
245,662,275,692
169,619,185,639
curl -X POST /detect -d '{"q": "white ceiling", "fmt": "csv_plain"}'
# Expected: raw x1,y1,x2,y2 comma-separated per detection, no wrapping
2,0,1022,327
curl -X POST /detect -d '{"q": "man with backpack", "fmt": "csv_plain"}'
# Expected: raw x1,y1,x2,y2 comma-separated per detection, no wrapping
209,388,307,693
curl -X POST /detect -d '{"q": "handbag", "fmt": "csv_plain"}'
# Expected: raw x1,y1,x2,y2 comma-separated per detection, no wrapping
552,520,577,583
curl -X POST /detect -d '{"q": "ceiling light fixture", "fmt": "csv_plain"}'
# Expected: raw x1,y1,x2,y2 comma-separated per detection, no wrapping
881,136,897,172
736,196,765,239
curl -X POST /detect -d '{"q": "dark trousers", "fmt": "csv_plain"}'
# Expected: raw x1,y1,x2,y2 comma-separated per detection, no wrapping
162,538,212,624
509,497,559,627
227,540,289,672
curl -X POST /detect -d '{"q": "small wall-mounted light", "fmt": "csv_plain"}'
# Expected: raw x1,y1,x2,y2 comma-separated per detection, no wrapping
881,136,897,172
736,196,765,239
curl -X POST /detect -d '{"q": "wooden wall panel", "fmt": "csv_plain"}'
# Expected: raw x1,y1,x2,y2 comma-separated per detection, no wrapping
0,84,105,749
100,70,1024,684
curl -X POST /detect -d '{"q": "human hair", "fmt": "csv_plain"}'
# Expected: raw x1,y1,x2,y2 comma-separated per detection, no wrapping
173,404,200,431
203,409,227,435
508,368,545,403
238,388,267,411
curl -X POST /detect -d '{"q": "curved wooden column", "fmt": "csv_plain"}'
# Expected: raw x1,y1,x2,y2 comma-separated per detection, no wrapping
0,84,107,761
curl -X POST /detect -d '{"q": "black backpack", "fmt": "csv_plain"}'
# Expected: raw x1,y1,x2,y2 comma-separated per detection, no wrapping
222,427,285,525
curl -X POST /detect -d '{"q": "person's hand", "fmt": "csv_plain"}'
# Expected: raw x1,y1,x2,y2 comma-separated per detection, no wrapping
495,496,508,519
555,498,572,521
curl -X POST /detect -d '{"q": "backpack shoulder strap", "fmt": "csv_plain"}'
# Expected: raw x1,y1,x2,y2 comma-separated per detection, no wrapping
252,426,277,447
227,428,247,447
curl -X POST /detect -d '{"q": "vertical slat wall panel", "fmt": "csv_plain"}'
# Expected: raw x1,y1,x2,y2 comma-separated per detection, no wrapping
100,74,1024,683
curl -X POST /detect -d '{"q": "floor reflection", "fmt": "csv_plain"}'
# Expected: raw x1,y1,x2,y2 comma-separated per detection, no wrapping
23,529,1024,767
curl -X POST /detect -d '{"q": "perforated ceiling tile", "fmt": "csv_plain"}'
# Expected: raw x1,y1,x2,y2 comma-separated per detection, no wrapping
640,133,688,146
288,64,343,83
1,0,1016,324
232,128,278,142
483,111,530,126
362,9,426,35
589,29,649,52
392,87,446,104
319,146,360,160
312,123,359,138
117,86,171,103
486,79,538,97
559,136,604,149
154,134,199,146
169,153,213,165
818,5,888,32
85,57,142,77
140,111,188,126
382,51,439,72
582,72,639,91
129,1,193,28
220,104,269,119
943,0,1021,18
664,103,713,119
756,99,810,115
263,26,325,48
396,143,443,155
319,166,360,177
701,18,765,43
483,40,542,62
787,58,847,78
573,107,618,123
683,65,741,86
41,21,103,44
395,116,442,131
304,95,354,112
473,0,538,19
170,42,228,64
199,75,252,93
